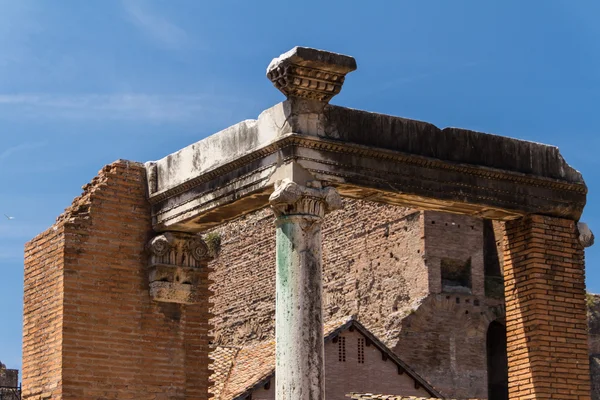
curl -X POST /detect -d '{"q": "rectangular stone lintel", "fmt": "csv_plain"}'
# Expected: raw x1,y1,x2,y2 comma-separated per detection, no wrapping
146,99,586,232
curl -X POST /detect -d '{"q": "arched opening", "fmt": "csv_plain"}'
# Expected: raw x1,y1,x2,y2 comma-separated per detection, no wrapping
487,320,508,400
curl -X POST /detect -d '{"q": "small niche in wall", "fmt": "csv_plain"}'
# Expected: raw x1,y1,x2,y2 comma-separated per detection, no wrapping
441,257,472,294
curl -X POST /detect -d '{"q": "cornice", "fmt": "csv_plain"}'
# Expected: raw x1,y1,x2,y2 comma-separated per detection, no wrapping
148,134,586,209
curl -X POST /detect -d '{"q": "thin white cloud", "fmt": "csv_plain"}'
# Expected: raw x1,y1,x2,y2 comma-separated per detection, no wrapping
0,142,47,162
0,93,241,123
122,0,188,50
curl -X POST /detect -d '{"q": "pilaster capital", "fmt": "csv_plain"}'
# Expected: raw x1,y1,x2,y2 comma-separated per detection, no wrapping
147,231,210,266
269,179,342,219
146,232,212,304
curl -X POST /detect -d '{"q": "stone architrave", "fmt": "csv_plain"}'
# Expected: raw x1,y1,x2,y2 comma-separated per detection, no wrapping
146,232,212,304
269,178,342,400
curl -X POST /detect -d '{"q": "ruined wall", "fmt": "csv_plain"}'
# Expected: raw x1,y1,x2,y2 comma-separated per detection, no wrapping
208,201,508,398
345,207,428,345
589,294,600,357
23,161,212,400
23,218,65,399
393,294,504,398
209,200,427,348
0,364,18,387
390,212,504,398
423,211,485,297
0,363,20,400
587,294,600,400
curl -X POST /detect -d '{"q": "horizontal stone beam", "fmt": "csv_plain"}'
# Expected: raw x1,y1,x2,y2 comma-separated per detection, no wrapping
146,99,586,232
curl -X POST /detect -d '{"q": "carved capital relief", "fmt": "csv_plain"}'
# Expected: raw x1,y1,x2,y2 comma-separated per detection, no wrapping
267,63,347,103
269,179,342,220
266,47,356,104
146,232,212,304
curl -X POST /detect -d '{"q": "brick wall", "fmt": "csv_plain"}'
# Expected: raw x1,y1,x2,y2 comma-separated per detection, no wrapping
23,160,212,400
23,219,65,399
22,162,594,399
208,200,427,348
503,215,589,400
390,212,504,399
589,294,600,400
250,330,432,400
423,211,485,297
323,330,431,399
393,294,504,398
208,202,508,398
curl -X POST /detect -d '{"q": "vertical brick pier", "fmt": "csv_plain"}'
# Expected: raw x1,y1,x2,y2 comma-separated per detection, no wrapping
504,215,590,399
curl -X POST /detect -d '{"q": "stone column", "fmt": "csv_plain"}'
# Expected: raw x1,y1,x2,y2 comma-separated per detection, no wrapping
503,215,590,400
269,179,342,400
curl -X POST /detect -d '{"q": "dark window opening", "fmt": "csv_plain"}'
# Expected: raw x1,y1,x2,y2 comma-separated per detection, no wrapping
487,321,508,400
338,336,346,362
357,337,365,364
441,257,472,294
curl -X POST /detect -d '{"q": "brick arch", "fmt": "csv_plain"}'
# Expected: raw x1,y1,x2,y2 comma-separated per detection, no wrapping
487,319,509,400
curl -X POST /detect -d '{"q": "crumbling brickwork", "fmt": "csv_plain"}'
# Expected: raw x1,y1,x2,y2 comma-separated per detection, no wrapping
393,294,504,398
389,212,505,399
25,160,591,399
208,201,426,348
503,215,589,400
208,201,504,398
24,217,65,399
423,211,484,296
23,160,212,400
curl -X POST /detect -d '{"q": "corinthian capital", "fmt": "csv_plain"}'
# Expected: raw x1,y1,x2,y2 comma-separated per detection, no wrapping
269,179,342,218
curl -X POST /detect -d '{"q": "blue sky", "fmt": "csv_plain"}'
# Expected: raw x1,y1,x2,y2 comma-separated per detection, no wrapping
1,0,600,372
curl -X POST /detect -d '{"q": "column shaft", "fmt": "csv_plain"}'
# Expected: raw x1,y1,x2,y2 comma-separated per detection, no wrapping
276,215,324,400
269,178,341,400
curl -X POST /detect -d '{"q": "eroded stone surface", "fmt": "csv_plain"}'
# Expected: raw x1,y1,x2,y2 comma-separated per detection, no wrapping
147,231,212,304
146,97,586,232
270,179,342,218
578,221,595,247
270,180,341,400
267,46,357,103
